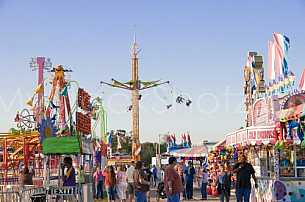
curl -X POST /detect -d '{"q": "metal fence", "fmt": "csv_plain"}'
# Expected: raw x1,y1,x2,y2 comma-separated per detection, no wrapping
0,185,45,202
0,185,87,202
46,186,82,202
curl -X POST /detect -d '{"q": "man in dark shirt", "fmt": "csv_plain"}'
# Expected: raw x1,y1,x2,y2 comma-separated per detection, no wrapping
184,161,196,199
233,154,257,202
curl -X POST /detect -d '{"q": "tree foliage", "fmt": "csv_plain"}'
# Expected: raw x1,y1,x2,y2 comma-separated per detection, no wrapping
110,135,167,165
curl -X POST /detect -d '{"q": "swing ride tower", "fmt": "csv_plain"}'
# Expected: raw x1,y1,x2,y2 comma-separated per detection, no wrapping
131,39,141,161
101,36,169,161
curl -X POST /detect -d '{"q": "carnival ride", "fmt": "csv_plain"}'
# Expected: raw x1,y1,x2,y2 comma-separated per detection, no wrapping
0,57,107,188
100,37,192,163
0,131,42,183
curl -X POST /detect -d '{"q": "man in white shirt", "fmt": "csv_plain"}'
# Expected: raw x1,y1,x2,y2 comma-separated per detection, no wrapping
126,162,135,202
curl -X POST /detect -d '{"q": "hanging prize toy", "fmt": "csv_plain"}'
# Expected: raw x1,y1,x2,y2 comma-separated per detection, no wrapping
287,120,298,140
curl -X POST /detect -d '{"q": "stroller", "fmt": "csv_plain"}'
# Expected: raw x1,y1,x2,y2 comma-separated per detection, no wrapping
157,182,167,199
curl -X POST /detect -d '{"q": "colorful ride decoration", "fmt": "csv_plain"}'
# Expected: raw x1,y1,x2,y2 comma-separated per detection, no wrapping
0,131,43,185
14,109,36,130
46,65,73,135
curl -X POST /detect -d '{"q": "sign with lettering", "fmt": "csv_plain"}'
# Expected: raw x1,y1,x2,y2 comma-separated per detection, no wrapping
47,186,81,196
225,126,275,146
78,88,91,111
76,112,91,134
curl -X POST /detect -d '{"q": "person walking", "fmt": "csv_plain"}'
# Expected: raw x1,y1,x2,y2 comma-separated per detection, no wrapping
175,162,185,200
126,163,135,202
133,161,150,202
184,161,195,199
62,157,76,187
164,157,183,202
117,165,128,202
21,167,33,186
143,166,153,202
103,166,117,202
233,155,257,202
152,165,158,187
217,166,231,202
200,168,209,200
93,166,104,199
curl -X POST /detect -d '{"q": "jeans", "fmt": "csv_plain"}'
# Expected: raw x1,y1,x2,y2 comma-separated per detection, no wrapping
95,181,104,199
185,181,193,199
106,186,116,201
220,191,230,202
135,191,147,202
236,187,251,202
200,182,208,199
167,193,180,202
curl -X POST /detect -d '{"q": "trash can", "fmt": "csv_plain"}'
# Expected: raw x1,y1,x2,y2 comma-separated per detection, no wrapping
30,193,46,202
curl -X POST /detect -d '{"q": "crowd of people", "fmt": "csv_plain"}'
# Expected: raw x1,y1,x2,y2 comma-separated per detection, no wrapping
163,155,257,202
93,161,155,202
17,155,256,202
90,154,256,202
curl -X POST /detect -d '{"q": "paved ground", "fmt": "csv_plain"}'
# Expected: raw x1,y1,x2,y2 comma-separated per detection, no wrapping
94,188,236,202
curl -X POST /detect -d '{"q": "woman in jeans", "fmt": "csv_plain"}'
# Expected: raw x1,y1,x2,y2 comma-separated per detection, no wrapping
200,168,209,200
103,166,117,202
93,167,104,199
217,166,231,202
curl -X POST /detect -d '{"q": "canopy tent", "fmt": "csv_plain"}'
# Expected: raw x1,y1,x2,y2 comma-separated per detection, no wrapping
169,146,208,158
42,136,81,155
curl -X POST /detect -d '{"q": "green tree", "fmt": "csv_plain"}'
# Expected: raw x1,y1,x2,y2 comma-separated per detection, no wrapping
110,135,132,154
140,142,167,166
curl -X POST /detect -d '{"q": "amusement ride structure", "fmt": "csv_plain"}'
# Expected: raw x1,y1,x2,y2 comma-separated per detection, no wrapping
101,36,169,161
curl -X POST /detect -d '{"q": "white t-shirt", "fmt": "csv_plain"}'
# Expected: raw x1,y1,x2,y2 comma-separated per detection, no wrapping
126,165,135,183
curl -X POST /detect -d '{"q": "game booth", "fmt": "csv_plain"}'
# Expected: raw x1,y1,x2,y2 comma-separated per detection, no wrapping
221,34,305,202
42,136,94,202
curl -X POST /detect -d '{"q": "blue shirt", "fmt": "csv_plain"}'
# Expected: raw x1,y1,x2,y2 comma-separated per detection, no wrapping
184,166,195,183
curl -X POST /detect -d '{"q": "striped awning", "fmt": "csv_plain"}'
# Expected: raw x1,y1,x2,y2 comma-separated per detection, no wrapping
169,146,208,158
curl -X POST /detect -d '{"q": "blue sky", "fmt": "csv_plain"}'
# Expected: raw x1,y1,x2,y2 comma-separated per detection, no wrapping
0,0,305,143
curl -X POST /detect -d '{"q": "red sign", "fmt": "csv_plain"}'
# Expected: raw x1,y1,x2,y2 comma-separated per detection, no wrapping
76,112,91,134
78,88,91,111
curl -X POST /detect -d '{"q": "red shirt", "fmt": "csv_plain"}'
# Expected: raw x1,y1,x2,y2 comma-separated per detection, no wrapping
103,171,115,187
164,165,183,195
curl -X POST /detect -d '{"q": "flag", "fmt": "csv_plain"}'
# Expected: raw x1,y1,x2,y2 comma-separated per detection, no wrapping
60,85,68,96
187,133,192,147
299,69,305,91
108,131,114,145
273,33,290,77
182,133,187,142
171,134,176,144
34,84,44,94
